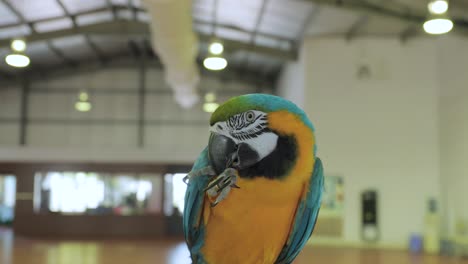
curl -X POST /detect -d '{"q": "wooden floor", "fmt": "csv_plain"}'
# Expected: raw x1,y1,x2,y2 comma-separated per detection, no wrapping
0,227,466,264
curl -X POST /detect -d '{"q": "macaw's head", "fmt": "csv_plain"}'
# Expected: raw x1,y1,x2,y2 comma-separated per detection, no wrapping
208,93,316,180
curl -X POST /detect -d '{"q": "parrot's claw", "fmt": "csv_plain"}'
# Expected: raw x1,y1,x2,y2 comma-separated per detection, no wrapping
205,168,239,207
183,166,217,185
182,175,190,184
204,168,238,192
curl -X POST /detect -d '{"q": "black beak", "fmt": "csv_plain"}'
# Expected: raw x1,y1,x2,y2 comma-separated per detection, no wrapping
208,133,236,174
208,133,260,174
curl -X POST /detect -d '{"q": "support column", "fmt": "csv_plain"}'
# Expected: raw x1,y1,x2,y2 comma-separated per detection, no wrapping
138,43,147,148
19,78,30,146
12,166,35,235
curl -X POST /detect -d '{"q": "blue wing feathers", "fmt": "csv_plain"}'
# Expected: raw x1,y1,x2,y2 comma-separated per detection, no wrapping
183,148,211,263
275,157,324,264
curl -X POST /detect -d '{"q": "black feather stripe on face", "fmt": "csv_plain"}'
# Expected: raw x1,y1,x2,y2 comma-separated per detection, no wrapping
238,134,297,179
251,114,264,123
227,112,264,130
230,124,270,141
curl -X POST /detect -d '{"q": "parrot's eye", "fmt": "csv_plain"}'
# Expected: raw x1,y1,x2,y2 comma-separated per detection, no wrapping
245,111,255,122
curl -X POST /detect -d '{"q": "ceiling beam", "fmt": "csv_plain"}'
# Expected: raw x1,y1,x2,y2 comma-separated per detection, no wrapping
346,15,370,41
2,1,466,34
142,38,156,59
105,0,117,20
449,0,468,10
0,20,296,60
0,5,295,58
251,0,270,43
304,0,468,36
1,0,24,23
301,0,412,21
0,20,142,44
84,34,107,64
0,70,15,81
55,0,76,26
29,87,250,96
125,4,292,44
194,20,293,44
56,0,107,64
0,5,293,43
295,6,321,48
0,0,68,72
211,0,219,35
399,25,419,43
127,39,142,59
243,0,270,69
0,7,111,30
46,42,77,67
128,0,137,21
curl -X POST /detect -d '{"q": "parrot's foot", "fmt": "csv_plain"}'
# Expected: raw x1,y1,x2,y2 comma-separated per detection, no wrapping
204,168,239,207
183,166,217,184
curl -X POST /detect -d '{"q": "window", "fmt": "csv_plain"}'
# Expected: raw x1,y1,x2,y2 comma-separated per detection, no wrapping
164,173,188,216
315,175,344,238
34,172,162,215
321,175,344,216
0,175,16,224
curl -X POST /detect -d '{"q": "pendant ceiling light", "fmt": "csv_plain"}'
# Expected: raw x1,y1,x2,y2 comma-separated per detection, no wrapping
75,92,92,112
203,92,219,113
423,0,453,35
5,38,30,68
204,41,227,71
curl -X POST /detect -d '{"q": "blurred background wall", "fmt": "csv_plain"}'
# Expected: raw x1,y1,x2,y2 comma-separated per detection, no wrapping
278,35,468,248
0,68,258,162
438,36,468,241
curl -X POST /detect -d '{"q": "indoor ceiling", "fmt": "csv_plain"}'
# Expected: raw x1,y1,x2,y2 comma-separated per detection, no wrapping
0,0,467,84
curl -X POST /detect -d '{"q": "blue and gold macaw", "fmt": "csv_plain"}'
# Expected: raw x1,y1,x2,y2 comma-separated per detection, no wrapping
184,94,324,264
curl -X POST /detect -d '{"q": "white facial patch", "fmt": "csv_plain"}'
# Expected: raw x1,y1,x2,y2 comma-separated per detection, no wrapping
210,110,278,162
242,132,278,161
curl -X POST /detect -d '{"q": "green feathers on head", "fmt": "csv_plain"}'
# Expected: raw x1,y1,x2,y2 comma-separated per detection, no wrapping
210,93,315,132
210,94,265,125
